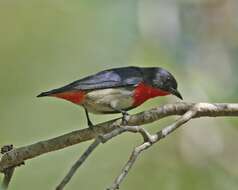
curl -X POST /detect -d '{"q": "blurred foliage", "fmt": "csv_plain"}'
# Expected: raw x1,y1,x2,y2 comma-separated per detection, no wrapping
0,0,238,189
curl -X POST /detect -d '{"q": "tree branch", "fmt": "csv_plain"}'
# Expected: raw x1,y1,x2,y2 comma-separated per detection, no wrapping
107,108,197,190
0,102,238,188
107,103,238,189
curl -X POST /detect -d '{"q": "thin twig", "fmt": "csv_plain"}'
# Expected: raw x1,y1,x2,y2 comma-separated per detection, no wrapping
1,168,15,190
121,126,154,143
56,125,153,189
108,108,197,190
56,128,127,190
56,138,101,190
1,145,15,190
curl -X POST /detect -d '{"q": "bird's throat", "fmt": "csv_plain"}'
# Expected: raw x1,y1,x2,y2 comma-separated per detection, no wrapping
133,83,170,106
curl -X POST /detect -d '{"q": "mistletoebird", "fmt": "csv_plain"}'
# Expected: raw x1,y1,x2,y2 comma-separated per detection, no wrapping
37,66,183,128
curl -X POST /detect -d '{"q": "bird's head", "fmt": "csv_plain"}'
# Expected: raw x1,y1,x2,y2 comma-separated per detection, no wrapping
145,67,183,100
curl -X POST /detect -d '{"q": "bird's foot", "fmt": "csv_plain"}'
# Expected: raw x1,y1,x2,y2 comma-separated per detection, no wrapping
87,120,95,129
121,111,130,126
87,119,106,142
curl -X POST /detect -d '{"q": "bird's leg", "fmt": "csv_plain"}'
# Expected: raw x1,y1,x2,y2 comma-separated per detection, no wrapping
110,102,130,125
111,107,130,126
83,107,94,128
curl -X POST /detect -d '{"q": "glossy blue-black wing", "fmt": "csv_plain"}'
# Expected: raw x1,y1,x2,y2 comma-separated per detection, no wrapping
37,66,144,97
72,66,143,90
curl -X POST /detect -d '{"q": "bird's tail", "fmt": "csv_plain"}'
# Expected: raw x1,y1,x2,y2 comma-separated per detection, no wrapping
37,91,53,97
37,86,72,97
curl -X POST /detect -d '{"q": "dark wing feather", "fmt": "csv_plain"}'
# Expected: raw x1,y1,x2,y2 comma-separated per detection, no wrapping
37,66,144,97
72,66,143,90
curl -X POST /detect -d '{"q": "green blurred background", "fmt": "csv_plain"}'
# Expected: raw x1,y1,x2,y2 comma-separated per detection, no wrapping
0,0,238,189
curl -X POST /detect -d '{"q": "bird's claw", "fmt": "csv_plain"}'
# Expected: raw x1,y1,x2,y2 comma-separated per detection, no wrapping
87,119,95,129
121,111,130,126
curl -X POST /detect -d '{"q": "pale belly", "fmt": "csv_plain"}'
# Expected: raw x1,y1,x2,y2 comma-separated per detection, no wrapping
82,88,135,114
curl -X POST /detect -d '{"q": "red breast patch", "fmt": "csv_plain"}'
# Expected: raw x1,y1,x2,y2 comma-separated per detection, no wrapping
133,83,170,106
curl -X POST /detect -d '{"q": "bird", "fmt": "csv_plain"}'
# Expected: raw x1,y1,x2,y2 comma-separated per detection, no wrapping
37,66,183,128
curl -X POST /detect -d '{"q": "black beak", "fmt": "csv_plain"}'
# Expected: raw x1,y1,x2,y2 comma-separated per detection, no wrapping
170,88,183,100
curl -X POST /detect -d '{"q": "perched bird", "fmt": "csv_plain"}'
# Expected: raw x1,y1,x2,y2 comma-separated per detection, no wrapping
37,66,183,127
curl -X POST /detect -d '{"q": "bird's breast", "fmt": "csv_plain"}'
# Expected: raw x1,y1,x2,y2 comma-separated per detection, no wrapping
132,83,170,106
83,88,134,114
